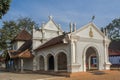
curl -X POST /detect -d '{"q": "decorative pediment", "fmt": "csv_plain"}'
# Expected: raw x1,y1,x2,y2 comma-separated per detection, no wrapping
44,20,58,31
71,22,105,40
42,18,63,32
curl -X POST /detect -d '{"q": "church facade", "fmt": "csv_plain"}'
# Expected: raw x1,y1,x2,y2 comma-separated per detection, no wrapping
32,16,111,73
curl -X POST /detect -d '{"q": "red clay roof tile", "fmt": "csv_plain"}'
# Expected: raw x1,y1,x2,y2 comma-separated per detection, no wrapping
12,30,32,42
35,34,66,51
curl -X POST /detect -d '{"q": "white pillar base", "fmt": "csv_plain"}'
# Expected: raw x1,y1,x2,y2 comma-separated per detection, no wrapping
104,62,111,70
67,64,81,73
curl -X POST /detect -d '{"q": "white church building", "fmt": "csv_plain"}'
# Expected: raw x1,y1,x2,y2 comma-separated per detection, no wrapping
32,16,111,73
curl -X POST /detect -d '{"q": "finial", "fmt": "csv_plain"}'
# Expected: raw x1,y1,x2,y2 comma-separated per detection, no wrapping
49,15,53,20
33,25,35,29
73,22,76,32
69,22,73,33
32,25,35,33
105,28,108,37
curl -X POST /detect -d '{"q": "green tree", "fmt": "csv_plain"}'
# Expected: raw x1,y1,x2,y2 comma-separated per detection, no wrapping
0,17,38,50
0,21,17,49
17,17,37,33
0,0,11,19
105,18,120,41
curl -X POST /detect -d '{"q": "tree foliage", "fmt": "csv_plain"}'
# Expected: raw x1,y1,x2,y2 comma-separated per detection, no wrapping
105,18,120,41
0,21,17,49
17,17,37,33
0,0,11,19
0,17,38,50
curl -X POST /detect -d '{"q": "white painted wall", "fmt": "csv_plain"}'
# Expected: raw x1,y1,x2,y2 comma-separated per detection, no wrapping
34,44,70,71
33,30,42,39
13,41,25,50
23,58,33,70
75,40,106,71
32,18,63,50
33,22,111,73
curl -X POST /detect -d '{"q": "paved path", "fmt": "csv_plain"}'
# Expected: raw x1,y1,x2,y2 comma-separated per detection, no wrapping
0,70,120,80
0,71,64,80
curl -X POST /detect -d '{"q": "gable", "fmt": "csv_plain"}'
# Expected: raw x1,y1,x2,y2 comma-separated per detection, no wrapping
43,20,59,31
73,23,104,40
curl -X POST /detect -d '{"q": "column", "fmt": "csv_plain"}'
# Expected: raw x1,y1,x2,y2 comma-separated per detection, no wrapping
21,59,24,72
106,44,109,62
83,53,86,72
54,56,58,72
44,57,48,71
71,40,75,63
88,56,91,70
33,57,37,71
67,40,81,73
104,40,111,70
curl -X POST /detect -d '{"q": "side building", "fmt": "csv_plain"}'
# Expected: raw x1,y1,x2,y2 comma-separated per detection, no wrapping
109,40,120,67
6,30,33,72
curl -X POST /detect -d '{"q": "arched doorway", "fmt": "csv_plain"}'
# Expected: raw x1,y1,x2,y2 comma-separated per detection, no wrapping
39,55,44,70
85,47,99,71
57,52,67,71
47,54,54,70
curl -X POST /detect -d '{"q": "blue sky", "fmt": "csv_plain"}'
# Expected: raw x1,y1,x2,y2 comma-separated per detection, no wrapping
1,0,120,31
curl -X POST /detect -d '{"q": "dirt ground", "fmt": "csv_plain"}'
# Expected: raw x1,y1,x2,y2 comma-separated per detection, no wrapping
0,70,120,80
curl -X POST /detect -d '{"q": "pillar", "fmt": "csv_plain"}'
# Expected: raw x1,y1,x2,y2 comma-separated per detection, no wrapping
67,40,81,73
33,57,37,71
54,56,58,72
71,40,76,63
88,56,91,70
104,39,111,70
44,57,48,71
83,53,86,72
20,59,24,72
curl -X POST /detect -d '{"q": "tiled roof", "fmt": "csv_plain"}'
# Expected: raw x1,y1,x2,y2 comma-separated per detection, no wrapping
109,50,120,56
8,49,33,59
12,30,32,42
18,49,33,58
35,34,66,51
8,40,33,59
